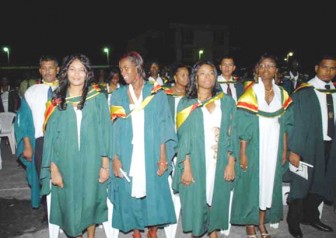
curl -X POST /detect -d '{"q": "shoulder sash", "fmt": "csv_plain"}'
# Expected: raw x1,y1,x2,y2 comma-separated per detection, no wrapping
176,92,224,129
110,83,163,120
43,85,101,132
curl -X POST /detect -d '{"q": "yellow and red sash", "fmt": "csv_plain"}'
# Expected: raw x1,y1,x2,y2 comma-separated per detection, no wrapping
237,85,292,117
176,92,224,129
43,85,101,132
110,83,164,121
163,86,174,96
243,80,255,91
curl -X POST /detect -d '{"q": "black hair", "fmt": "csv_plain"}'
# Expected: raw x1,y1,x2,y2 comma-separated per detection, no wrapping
54,54,94,110
186,60,221,99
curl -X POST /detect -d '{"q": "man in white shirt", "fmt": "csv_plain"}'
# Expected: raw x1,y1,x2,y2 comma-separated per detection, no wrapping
217,55,244,103
16,55,59,222
287,54,336,237
282,59,308,95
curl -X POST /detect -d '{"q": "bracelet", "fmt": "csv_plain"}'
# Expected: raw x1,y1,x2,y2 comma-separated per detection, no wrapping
157,161,168,166
101,167,109,171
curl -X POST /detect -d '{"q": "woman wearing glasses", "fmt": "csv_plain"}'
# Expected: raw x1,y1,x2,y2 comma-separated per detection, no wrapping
230,54,293,238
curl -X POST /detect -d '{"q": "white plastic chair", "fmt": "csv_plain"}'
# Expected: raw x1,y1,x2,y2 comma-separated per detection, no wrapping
0,112,16,155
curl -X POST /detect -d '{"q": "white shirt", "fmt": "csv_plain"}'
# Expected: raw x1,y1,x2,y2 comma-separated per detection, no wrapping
1,91,9,112
253,80,281,209
202,99,222,206
217,75,238,102
148,76,163,86
309,77,336,141
24,83,58,138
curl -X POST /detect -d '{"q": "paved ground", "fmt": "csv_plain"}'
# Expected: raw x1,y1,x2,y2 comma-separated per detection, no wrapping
1,140,335,238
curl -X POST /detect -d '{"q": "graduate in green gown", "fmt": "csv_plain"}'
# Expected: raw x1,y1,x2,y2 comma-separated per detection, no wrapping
286,55,336,237
109,51,177,238
166,63,190,122
172,60,237,238
40,54,111,238
164,63,189,238
231,55,293,238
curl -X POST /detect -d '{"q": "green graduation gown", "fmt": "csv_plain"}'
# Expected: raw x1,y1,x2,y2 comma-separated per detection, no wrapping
40,91,111,237
109,82,177,233
231,86,293,225
14,98,41,208
172,95,238,236
287,86,336,202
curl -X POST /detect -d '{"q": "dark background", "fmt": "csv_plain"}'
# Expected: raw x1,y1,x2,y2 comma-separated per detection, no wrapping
1,0,335,73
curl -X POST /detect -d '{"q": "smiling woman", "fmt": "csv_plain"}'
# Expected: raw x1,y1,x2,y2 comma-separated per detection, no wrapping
40,54,112,238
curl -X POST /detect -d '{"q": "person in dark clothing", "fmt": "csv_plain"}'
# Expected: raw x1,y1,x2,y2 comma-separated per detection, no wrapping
287,54,336,237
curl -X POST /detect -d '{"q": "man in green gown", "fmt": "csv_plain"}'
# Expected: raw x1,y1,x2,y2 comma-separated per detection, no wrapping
287,55,336,237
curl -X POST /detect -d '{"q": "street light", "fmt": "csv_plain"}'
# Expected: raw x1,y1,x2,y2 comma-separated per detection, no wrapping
3,47,10,64
198,49,204,60
103,47,109,65
285,51,294,62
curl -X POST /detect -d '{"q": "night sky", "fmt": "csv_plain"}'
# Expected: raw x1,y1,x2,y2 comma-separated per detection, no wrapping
1,1,335,73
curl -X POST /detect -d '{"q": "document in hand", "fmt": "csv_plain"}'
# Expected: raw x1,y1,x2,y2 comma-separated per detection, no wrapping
289,161,314,180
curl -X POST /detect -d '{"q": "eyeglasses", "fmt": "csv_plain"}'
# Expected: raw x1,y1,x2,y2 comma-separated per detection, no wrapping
258,64,276,69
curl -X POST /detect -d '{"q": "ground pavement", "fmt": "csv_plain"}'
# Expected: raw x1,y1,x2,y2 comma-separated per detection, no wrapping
0,141,335,238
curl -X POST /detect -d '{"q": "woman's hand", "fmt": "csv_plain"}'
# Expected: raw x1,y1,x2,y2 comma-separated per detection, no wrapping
181,155,194,185
99,167,109,183
112,155,122,178
240,140,248,171
50,163,64,188
224,156,235,181
23,138,33,161
99,156,110,183
157,144,168,176
157,161,168,176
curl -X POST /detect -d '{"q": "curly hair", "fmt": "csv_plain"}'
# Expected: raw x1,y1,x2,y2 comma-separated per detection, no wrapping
186,60,221,99
54,54,95,110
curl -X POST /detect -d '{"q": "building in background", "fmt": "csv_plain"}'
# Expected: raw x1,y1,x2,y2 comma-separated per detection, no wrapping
126,23,230,65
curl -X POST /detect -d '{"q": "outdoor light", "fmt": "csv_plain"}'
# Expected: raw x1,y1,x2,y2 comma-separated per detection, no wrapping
285,51,294,62
103,47,109,65
198,49,204,60
3,47,10,64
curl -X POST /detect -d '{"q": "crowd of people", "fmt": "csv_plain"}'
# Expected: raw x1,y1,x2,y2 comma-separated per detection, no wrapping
1,51,336,238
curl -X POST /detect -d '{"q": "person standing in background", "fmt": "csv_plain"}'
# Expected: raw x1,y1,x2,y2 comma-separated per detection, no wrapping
14,56,59,221
148,61,164,85
217,55,244,103
0,76,20,112
164,63,190,238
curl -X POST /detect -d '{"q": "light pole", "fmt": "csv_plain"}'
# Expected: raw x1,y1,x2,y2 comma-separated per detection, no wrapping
103,47,109,66
198,49,204,60
3,47,10,64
